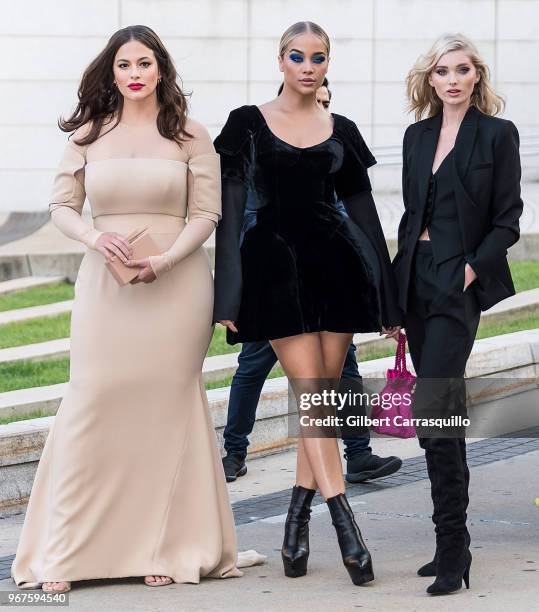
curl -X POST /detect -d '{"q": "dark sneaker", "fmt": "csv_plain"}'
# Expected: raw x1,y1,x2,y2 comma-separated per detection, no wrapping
222,454,247,482
345,454,402,483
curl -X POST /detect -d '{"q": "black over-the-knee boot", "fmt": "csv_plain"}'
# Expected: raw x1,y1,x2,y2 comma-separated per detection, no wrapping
281,485,316,577
424,437,471,595
417,437,471,577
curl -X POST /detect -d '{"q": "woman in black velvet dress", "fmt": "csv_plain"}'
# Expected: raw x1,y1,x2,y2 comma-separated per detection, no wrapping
213,21,401,586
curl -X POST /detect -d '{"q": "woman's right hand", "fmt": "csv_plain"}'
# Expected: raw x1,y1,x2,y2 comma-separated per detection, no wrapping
94,232,133,263
381,325,401,341
218,320,238,333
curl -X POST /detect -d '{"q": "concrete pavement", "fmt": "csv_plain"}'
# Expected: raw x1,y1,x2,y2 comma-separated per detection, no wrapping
1,435,538,611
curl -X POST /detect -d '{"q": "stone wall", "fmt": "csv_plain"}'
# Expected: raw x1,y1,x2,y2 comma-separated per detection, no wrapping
2,0,538,211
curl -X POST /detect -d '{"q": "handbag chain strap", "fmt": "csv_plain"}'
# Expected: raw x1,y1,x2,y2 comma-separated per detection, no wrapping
394,332,408,374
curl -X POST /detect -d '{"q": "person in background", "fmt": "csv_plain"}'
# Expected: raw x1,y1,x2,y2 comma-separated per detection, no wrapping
221,77,403,486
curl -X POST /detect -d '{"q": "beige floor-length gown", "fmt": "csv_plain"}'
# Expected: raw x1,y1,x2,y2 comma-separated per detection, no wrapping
12,116,254,587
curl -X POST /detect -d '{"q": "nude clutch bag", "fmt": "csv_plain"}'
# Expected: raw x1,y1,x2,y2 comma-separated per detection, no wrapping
105,227,161,286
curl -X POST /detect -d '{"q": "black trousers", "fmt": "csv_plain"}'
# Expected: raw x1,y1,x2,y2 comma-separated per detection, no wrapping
405,240,481,549
406,240,481,379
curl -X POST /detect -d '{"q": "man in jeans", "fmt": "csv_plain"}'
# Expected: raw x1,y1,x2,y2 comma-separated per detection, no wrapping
222,81,402,483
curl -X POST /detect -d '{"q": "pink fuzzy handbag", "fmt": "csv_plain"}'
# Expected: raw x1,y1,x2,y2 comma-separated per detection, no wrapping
371,332,416,438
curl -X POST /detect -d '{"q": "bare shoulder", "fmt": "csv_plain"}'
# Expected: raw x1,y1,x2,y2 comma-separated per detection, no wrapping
258,100,275,112
257,100,283,118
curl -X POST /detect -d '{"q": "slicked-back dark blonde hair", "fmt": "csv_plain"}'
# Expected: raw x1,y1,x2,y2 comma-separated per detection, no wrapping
278,21,330,57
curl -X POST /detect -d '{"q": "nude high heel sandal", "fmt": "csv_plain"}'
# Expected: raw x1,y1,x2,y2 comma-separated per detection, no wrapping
42,581,71,594
144,575,173,587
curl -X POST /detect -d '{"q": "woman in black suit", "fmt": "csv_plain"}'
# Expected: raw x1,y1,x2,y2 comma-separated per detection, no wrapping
393,33,523,595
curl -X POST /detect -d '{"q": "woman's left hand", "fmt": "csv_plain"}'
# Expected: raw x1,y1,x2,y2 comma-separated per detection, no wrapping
463,262,477,291
381,325,401,341
125,257,157,284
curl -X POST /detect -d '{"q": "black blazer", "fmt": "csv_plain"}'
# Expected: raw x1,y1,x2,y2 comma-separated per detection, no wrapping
393,104,523,313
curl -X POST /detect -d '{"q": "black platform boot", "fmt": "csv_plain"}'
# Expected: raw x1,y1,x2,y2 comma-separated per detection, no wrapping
281,485,316,577
326,492,374,585
423,437,471,595
418,437,470,577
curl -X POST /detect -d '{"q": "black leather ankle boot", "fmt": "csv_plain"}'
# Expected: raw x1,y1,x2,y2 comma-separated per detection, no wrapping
281,485,316,577
326,492,374,585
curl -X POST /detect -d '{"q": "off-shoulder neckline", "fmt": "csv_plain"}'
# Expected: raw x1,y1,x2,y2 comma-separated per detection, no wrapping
251,105,336,151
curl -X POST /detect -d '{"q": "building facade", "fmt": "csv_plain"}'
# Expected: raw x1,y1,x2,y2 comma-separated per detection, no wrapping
2,0,538,211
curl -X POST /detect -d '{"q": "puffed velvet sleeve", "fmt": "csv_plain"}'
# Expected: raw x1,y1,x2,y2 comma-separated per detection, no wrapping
334,117,376,198
212,107,252,324
335,117,402,327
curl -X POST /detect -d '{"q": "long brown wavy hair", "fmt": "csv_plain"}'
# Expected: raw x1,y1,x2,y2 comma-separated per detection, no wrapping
60,25,192,146
406,33,505,121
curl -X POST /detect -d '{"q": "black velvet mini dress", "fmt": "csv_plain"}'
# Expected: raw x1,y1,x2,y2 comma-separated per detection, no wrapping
212,105,401,345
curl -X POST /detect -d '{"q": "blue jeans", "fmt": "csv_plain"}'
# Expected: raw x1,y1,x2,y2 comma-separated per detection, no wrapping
223,341,372,461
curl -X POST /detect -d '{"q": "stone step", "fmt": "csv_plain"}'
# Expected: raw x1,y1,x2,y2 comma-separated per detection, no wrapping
0,383,68,421
0,338,71,366
480,287,539,321
0,338,250,375
0,275,66,297
0,300,73,326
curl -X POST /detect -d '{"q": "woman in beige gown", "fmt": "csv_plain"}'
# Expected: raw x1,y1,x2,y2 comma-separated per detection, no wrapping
12,25,262,592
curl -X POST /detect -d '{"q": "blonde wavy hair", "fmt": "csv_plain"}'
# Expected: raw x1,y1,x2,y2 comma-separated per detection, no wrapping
406,33,504,121
278,21,330,57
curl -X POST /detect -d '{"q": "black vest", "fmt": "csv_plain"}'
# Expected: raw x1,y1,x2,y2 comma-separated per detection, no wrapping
420,149,464,263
